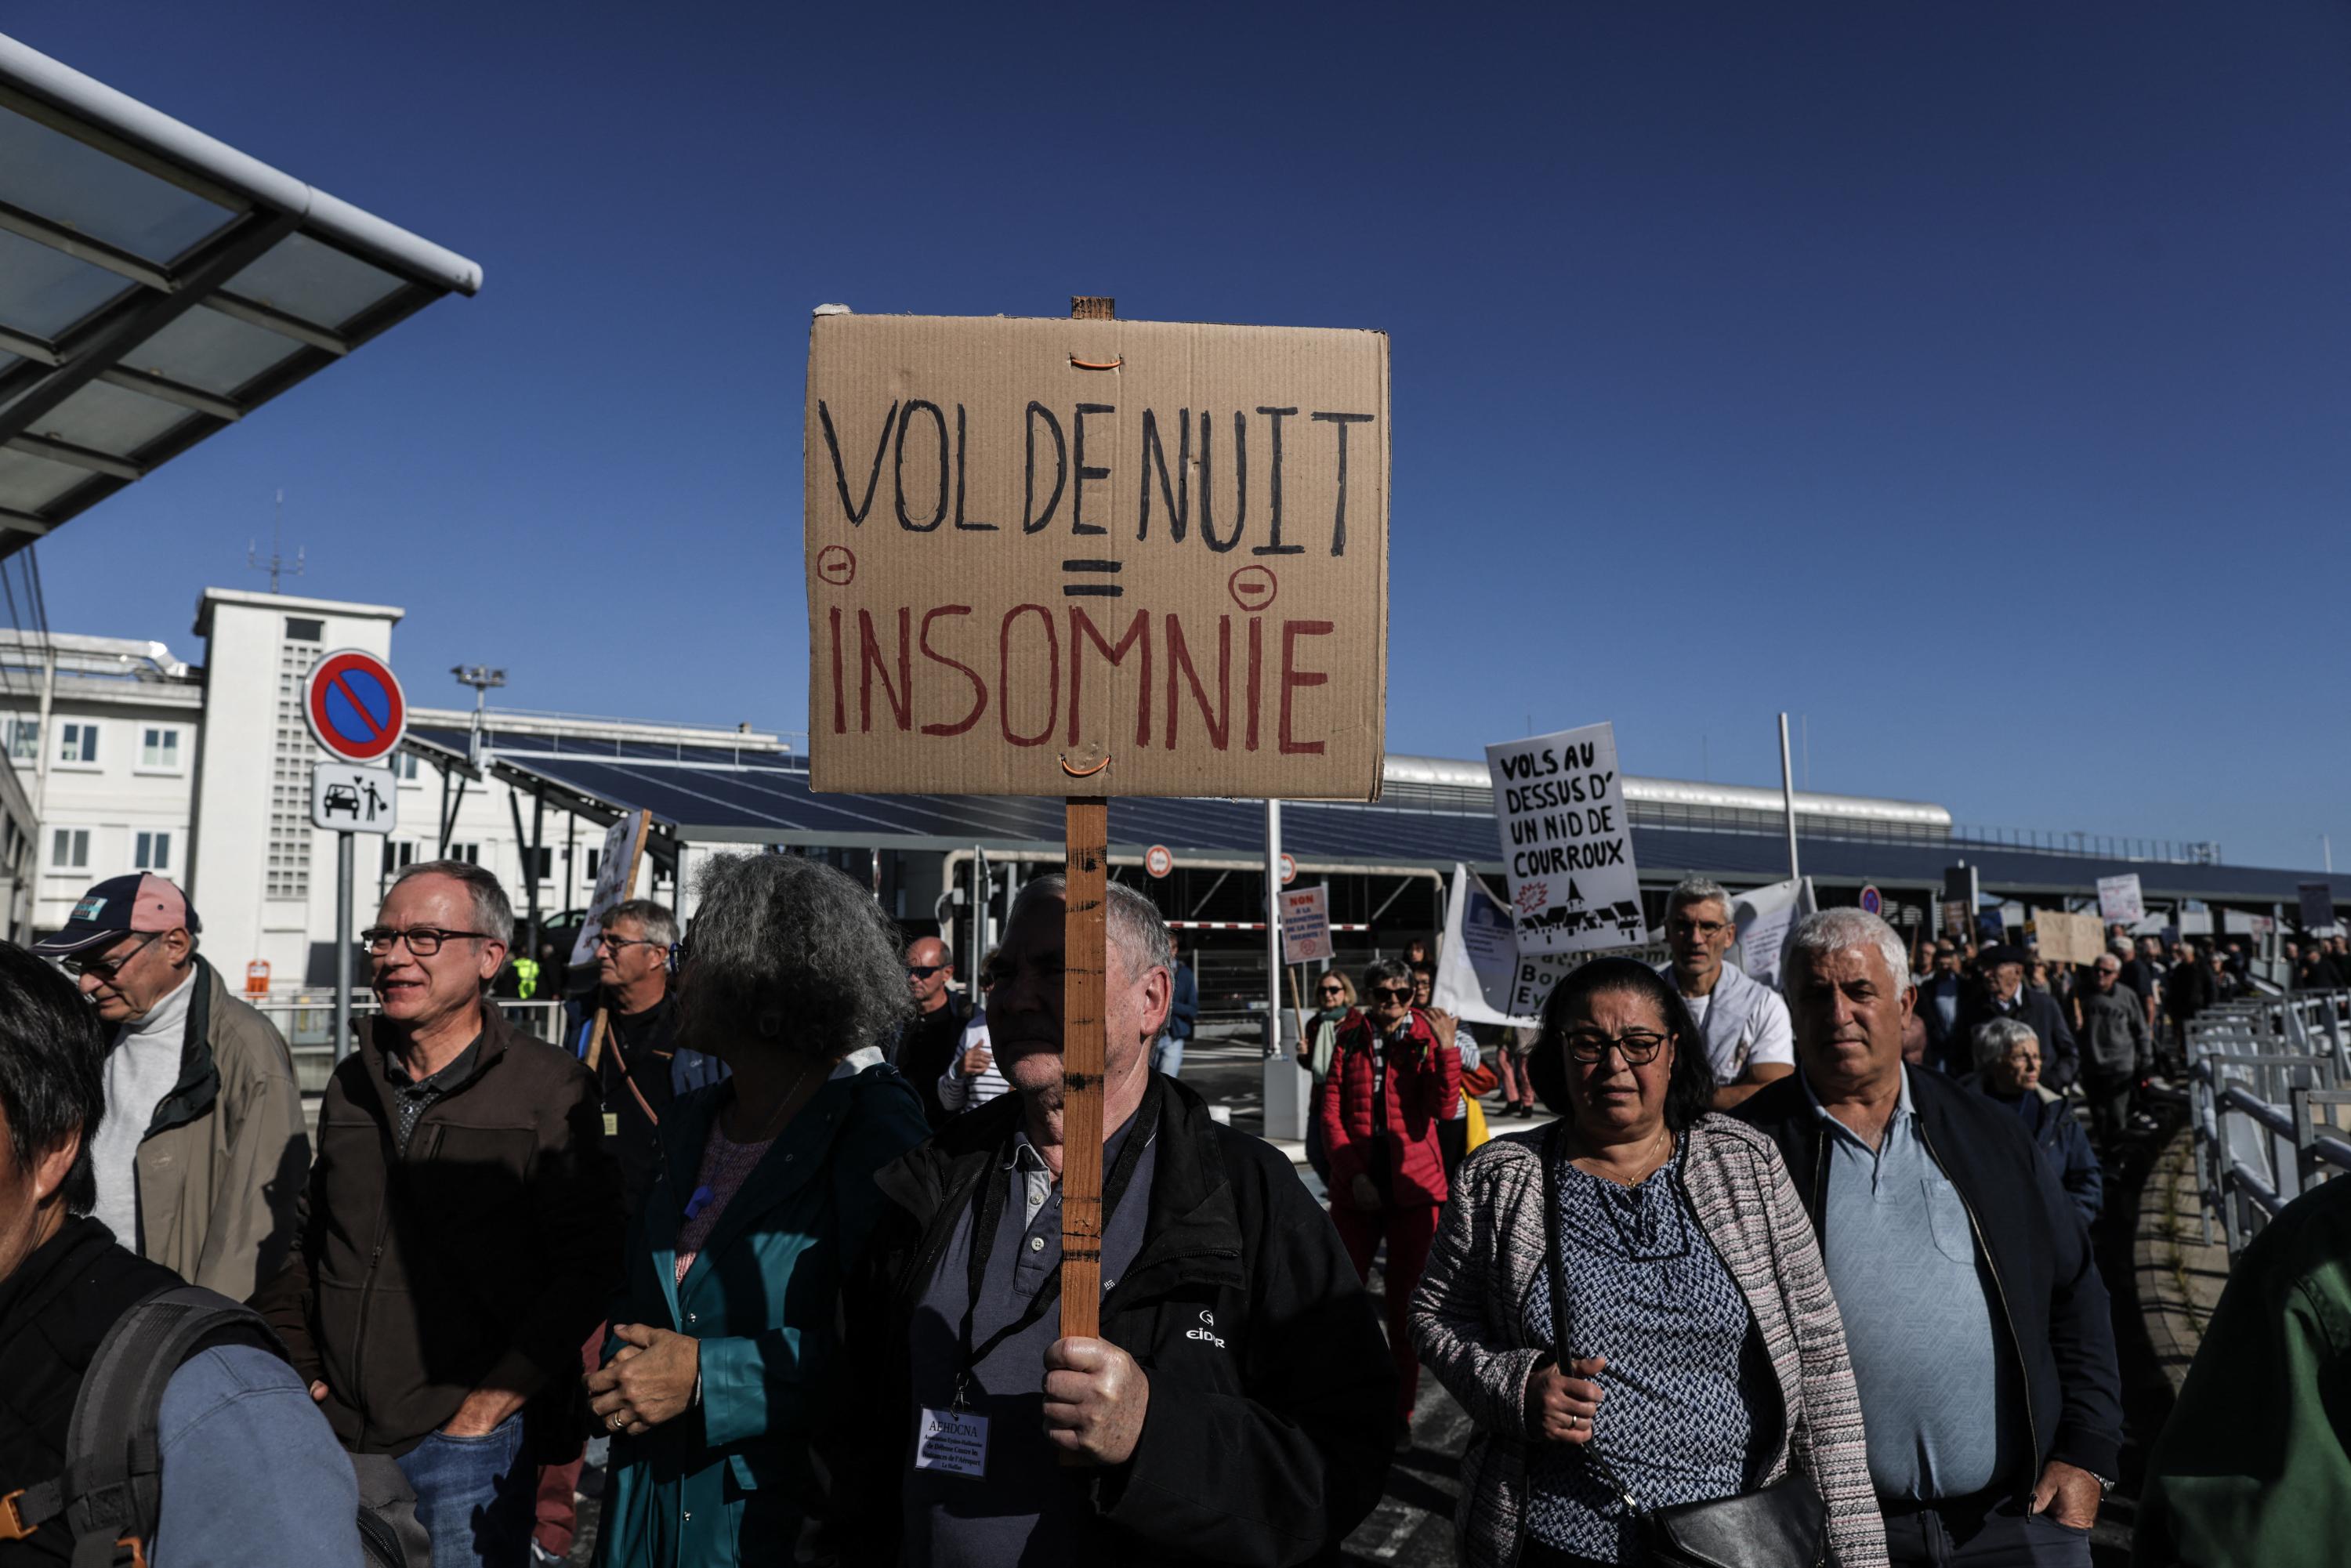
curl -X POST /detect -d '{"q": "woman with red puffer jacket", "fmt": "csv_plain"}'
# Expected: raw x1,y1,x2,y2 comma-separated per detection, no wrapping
1319,954,1462,1453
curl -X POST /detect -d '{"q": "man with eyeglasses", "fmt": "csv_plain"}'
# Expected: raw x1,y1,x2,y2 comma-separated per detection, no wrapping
31,873,306,1300
895,935,969,1127
567,898,723,1219
1656,875,1795,1110
252,860,621,1568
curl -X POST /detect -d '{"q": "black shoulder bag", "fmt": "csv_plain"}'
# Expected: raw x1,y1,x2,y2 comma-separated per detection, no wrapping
1538,1123,1828,1568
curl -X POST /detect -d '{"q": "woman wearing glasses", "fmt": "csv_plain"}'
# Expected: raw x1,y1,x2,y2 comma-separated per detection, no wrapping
1297,970,1357,1182
1409,958,1885,1568
588,854,929,1568
1319,956,1462,1454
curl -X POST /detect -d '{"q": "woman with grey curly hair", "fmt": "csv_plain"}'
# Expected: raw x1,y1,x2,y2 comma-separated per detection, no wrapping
589,853,929,1567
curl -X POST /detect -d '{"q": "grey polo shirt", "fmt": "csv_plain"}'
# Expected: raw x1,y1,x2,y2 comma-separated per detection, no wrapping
1808,1066,2020,1500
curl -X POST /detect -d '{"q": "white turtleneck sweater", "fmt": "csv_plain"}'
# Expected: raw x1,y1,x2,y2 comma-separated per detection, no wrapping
90,965,196,1248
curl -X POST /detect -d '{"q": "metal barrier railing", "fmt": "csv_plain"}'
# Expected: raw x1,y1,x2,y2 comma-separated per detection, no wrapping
2186,990,2351,1258
248,996,570,1094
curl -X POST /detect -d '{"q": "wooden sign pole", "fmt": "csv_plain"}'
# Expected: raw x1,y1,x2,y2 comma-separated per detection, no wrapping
1058,295,1117,1363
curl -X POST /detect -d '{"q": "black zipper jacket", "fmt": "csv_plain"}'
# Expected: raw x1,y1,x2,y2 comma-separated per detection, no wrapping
1734,1066,2125,1492
802,1076,1394,1566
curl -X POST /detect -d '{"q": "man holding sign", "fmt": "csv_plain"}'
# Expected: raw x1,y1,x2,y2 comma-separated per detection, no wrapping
818,878,1393,1565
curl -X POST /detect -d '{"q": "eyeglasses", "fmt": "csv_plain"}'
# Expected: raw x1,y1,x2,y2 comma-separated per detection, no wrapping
361,926,494,958
1370,985,1414,1002
596,932,664,953
1561,1030,1668,1065
1668,916,1729,939
60,931,162,980
907,964,945,980
1317,983,1346,996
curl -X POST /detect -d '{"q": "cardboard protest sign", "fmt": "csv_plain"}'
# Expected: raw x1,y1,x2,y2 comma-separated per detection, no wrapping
803,312,1389,799
1278,885,1333,965
2097,874,2146,926
1508,939,1673,1019
1486,722,1642,956
569,810,650,967
1433,864,1533,1027
2033,910,2106,966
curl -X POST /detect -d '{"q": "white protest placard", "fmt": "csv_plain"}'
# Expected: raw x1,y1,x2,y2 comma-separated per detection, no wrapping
1729,877,1813,988
571,810,652,967
1278,885,1333,965
1433,864,1532,1027
1507,938,1673,1019
2098,874,2146,926
1487,722,1642,956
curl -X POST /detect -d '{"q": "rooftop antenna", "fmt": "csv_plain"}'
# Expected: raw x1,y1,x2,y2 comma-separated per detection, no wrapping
248,488,304,593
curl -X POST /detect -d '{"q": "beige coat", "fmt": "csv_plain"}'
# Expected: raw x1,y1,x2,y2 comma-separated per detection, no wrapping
132,957,310,1299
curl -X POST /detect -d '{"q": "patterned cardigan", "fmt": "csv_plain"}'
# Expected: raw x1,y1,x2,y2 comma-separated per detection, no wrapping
1407,1114,1888,1568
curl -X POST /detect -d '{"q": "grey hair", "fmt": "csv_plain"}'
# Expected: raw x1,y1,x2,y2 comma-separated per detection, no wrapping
1362,955,1411,994
1784,908,1911,994
685,853,910,1059
606,898,678,950
1007,875,1173,983
2106,940,2132,960
1666,875,1735,920
1972,1016,2039,1070
393,860,514,949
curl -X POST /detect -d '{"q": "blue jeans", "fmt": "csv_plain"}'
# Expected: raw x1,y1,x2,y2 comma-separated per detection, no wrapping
1150,1032,1183,1076
395,1411,534,1568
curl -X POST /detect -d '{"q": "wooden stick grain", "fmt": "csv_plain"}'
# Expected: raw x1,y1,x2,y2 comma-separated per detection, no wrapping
1059,794,1110,1346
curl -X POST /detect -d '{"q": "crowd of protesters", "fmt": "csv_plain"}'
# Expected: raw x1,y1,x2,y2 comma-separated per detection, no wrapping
0,853,2338,1567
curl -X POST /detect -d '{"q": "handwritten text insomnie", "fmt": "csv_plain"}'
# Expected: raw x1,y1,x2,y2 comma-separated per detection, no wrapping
816,399,1378,554
824,603,1336,755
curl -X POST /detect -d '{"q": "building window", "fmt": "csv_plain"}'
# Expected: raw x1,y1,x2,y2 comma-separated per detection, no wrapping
523,846,553,882
584,847,602,881
266,641,317,900
394,752,420,781
57,722,98,765
447,842,480,865
4,718,34,763
50,828,89,870
381,839,419,875
135,831,171,871
284,617,323,643
141,727,182,770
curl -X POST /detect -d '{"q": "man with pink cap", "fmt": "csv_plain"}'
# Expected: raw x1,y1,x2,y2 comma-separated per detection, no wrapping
32,872,308,1299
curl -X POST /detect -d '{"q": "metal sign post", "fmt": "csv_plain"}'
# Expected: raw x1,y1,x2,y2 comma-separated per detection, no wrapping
303,649,406,1063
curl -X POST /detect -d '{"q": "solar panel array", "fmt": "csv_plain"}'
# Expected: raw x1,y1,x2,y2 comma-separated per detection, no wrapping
407,725,2341,906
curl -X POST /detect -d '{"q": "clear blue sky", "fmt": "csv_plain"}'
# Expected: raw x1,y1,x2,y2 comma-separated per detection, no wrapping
14,3,2349,871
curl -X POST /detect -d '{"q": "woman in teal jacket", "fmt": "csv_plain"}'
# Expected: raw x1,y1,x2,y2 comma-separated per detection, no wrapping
588,853,929,1567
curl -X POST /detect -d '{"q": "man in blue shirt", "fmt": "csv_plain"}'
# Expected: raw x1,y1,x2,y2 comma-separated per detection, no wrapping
1737,909,2124,1568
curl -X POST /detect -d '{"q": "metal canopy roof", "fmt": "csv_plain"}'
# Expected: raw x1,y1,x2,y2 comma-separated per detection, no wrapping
0,34,481,553
406,726,2346,912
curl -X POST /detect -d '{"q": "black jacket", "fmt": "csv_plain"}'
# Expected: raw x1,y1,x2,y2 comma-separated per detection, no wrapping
1734,1067,2125,1494
0,1219,183,1566
1914,971,1967,1058
1953,985,2079,1088
806,1076,1394,1566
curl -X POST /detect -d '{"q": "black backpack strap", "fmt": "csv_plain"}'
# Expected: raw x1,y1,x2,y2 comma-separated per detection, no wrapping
52,1285,282,1567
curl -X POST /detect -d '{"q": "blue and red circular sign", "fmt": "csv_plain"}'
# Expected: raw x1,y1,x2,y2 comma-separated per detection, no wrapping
304,649,406,764
1859,885,1882,916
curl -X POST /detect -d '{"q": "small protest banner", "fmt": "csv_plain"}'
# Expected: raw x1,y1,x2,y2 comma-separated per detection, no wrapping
1486,722,1643,957
571,810,651,967
1508,939,1672,1019
2097,874,2146,926
1278,885,1333,965
1433,864,1533,1027
1729,877,1813,988
2033,910,2106,966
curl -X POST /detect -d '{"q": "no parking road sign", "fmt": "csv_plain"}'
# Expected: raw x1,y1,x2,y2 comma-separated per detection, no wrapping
304,649,406,765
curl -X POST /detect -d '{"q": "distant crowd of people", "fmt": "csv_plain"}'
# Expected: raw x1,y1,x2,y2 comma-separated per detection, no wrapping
0,861,2338,1566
